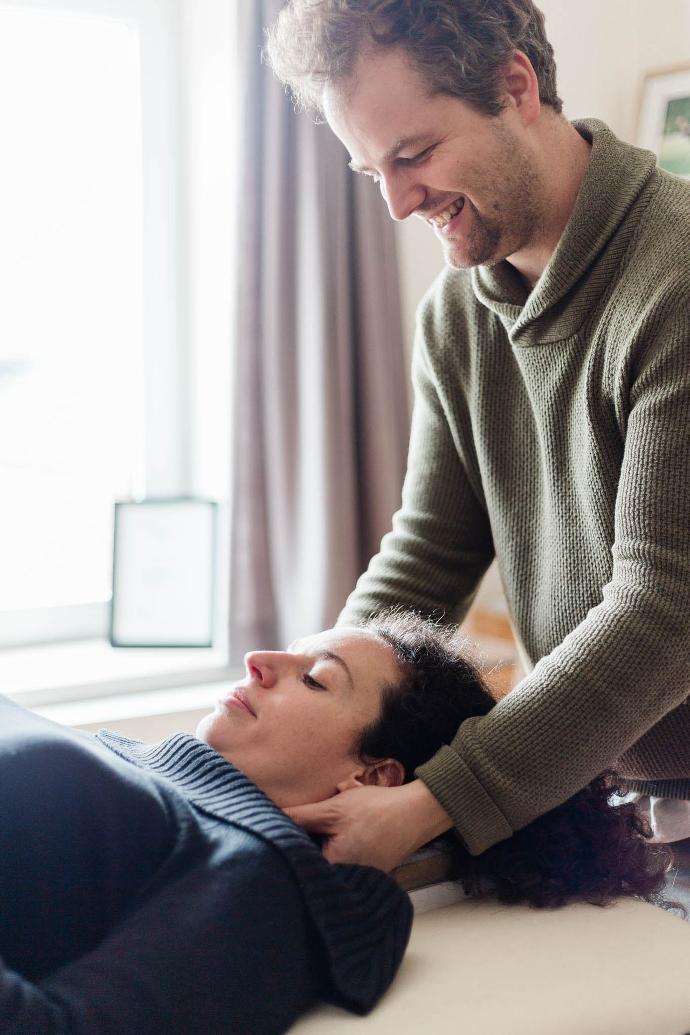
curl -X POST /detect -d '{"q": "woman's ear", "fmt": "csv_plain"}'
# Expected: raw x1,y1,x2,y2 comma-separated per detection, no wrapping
336,758,405,793
367,758,405,787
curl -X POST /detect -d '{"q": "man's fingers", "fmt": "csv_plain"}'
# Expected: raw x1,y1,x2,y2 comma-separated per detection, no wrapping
283,801,338,832
321,839,339,865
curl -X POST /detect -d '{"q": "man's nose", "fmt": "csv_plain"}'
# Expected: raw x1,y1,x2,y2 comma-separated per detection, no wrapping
243,651,282,688
380,173,426,221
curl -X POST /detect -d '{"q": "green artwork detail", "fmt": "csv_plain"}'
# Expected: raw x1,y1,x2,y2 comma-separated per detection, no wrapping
660,96,690,176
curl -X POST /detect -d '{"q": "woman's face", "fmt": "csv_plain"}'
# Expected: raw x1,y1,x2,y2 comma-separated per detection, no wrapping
196,627,403,807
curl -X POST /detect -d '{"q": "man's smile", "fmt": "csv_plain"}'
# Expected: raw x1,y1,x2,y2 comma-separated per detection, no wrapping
426,195,465,228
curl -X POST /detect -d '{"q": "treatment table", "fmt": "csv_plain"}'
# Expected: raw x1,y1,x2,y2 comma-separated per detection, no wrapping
290,894,690,1034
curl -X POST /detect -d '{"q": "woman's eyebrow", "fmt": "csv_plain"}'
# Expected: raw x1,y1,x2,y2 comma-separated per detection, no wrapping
288,642,354,690
314,650,354,690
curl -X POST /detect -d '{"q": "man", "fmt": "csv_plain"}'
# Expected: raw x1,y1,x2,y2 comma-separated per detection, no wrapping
265,0,690,871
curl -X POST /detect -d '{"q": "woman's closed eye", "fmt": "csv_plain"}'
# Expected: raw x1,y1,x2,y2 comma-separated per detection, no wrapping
302,673,327,690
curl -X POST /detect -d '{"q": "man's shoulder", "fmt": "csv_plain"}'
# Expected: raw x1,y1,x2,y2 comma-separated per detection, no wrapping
417,264,477,320
627,167,690,295
415,265,493,364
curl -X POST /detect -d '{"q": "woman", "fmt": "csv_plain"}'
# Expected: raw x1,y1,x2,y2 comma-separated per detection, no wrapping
0,613,678,1034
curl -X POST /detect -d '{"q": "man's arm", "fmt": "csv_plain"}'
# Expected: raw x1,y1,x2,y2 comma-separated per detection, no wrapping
418,302,690,852
338,301,495,627
294,303,690,867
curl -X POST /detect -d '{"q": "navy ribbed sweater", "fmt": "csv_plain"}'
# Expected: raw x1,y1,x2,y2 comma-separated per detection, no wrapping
0,696,412,1034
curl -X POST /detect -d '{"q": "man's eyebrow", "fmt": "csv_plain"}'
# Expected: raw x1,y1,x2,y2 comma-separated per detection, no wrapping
348,134,431,174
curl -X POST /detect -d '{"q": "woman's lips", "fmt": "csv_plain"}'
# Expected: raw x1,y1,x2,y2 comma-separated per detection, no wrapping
221,688,256,716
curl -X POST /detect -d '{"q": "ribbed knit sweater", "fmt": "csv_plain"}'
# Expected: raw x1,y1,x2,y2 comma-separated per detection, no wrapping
339,118,690,856
0,697,411,1033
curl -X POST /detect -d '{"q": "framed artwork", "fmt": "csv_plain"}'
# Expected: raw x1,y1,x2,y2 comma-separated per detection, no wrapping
637,65,690,179
110,497,218,648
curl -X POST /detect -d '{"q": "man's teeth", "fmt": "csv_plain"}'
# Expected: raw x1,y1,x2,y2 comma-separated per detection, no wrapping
430,197,465,227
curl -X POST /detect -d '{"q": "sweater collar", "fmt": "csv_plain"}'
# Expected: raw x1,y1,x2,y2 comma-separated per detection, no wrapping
97,729,286,826
471,118,657,345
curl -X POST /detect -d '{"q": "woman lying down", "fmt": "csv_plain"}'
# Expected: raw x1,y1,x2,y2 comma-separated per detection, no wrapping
0,612,678,1035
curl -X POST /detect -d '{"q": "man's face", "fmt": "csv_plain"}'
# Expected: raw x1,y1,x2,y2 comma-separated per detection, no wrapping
196,627,401,808
323,47,546,270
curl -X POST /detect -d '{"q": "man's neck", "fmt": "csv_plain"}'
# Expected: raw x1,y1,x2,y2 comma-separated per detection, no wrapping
508,120,593,291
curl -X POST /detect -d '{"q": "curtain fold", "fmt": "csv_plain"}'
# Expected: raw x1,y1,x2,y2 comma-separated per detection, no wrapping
229,0,409,660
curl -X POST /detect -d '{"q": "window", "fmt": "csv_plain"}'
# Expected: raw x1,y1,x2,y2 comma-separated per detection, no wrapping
0,0,237,701
0,0,190,650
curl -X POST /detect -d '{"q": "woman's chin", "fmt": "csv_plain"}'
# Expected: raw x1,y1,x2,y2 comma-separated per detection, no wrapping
195,713,213,742
195,710,235,756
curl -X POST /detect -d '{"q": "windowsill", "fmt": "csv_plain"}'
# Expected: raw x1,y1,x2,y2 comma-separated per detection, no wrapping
34,679,235,735
0,637,239,709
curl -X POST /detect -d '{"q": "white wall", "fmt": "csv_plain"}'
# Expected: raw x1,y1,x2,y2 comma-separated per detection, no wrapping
396,0,690,358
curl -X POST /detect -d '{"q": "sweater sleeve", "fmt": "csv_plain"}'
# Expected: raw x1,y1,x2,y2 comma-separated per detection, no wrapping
338,306,495,627
416,304,690,854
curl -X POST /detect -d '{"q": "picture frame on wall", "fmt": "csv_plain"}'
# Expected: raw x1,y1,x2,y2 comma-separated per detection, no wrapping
110,497,218,648
637,64,690,180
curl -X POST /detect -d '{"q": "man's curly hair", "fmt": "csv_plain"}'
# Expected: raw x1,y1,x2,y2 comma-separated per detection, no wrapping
354,609,684,916
264,0,563,120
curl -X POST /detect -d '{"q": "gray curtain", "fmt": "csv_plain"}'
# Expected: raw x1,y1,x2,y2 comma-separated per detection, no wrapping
229,0,409,660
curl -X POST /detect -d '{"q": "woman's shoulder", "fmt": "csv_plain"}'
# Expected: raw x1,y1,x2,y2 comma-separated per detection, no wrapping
0,696,181,853
0,698,193,978
0,695,98,786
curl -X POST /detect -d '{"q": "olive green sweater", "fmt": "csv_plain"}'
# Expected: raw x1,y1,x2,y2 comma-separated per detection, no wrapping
338,118,690,856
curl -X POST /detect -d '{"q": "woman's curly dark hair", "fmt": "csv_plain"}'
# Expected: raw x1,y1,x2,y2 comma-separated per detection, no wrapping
352,610,685,916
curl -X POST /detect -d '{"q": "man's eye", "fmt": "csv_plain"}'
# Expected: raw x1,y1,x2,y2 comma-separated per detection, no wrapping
403,146,434,165
302,673,326,690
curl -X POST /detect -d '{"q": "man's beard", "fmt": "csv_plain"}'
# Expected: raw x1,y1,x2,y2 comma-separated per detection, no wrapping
444,131,546,270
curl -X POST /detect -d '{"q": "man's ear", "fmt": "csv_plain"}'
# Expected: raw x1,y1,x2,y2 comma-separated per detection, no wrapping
502,50,541,126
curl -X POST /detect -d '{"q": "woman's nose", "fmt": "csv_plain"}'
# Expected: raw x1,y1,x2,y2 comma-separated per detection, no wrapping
243,651,281,688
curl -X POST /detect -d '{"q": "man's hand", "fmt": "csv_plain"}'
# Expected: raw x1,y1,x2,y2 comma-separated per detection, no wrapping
284,779,454,871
